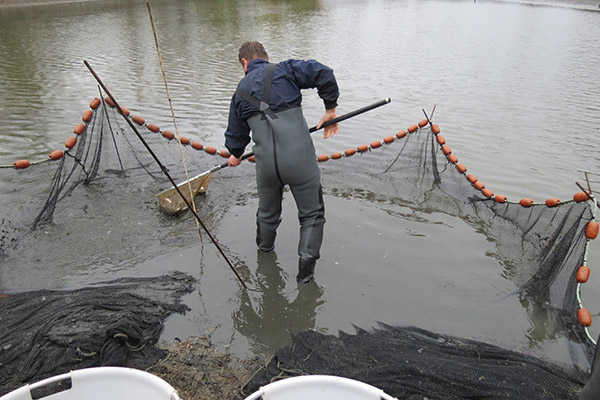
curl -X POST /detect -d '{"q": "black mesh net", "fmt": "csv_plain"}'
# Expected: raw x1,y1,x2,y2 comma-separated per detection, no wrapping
0,97,597,397
0,272,195,396
242,324,587,399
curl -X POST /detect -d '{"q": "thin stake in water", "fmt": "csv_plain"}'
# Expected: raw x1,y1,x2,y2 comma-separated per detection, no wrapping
83,60,248,290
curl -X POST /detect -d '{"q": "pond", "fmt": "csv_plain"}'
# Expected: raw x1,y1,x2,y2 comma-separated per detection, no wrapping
0,0,599,370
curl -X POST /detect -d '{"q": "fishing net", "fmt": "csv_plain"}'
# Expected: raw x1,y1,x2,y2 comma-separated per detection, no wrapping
241,324,587,399
0,96,598,396
0,272,195,396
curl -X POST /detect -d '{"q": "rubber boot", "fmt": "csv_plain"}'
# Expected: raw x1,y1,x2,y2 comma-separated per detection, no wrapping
297,258,316,285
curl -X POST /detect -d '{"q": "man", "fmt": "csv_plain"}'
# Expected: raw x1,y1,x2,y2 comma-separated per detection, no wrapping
224,41,340,285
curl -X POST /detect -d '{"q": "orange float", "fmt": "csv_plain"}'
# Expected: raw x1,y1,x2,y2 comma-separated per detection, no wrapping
132,115,145,125
383,136,395,144
418,119,428,128
473,181,485,190
466,174,477,184
345,148,356,157
371,140,382,149
162,130,175,140
441,145,452,155
482,188,494,198
14,159,30,169
105,96,115,107
520,198,534,207
495,194,507,203
431,124,440,134
179,136,191,145
120,107,130,117
586,222,599,239
456,163,467,173
220,150,230,158
436,135,446,145
573,191,590,203
318,154,329,162
205,146,217,155
448,154,458,164
578,308,592,327
65,136,77,149
396,130,407,139
82,109,93,122
577,265,591,283
49,150,64,160
90,97,101,109
74,123,85,135
331,152,343,160
357,144,369,153
191,141,203,150
147,123,160,133
407,124,418,133
545,198,560,207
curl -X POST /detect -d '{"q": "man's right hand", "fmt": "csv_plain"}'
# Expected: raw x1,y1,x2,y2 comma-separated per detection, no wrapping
228,155,242,167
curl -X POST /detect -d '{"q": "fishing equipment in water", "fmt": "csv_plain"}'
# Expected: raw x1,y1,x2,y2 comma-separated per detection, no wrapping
0,92,598,397
83,60,247,290
156,98,392,214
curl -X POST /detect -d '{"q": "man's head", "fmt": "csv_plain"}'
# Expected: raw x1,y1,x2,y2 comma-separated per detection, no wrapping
238,41,268,73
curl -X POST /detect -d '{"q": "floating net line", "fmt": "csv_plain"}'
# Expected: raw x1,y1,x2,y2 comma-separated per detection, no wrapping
0,96,598,392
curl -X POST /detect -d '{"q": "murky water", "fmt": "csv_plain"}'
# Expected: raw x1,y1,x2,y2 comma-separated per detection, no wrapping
1,0,599,369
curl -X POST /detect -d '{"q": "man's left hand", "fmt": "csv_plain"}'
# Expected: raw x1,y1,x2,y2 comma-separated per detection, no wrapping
317,108,338,139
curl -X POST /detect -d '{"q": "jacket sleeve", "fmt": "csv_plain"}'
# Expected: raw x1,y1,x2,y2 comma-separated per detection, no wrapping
283,59,340,110
224,94,251,158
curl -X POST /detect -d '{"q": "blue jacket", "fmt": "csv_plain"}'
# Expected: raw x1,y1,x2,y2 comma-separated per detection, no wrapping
224,58,339,158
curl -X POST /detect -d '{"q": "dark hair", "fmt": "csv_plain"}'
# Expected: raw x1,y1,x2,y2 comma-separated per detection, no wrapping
238,41,269,65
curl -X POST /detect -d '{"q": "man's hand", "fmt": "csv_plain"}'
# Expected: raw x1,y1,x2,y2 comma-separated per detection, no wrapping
228,155,242,167
317,108,338,139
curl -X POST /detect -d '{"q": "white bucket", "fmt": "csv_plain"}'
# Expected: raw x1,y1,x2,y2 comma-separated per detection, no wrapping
243,375,397,400
0,367,179,400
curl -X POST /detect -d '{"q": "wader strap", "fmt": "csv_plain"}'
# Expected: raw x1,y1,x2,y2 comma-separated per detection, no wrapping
235,63,278,120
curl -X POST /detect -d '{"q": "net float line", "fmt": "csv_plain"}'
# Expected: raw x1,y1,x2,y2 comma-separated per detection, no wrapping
3,97,104,169
4,98,597,214
5,99,597,213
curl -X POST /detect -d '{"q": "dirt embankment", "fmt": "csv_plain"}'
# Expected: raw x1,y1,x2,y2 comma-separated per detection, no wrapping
148,337,264,400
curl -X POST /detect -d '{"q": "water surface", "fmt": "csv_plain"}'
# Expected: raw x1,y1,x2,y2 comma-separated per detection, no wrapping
0,0,599,369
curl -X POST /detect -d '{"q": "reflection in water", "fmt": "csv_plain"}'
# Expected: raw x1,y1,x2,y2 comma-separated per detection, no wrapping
233,250,324,355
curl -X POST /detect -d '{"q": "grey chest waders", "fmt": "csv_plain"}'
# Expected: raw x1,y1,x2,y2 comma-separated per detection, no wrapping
237,63,325,284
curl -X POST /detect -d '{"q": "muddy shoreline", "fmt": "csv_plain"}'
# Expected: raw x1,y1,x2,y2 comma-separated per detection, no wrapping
150,337,264,400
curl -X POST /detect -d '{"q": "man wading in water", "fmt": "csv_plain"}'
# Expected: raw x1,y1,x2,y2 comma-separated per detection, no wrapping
224,41,340,285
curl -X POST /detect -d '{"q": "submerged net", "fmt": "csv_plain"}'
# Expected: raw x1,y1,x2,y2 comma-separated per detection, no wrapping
0,96,598,395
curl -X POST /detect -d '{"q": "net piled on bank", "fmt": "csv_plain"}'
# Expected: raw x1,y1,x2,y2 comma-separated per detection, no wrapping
0,97,597,394
0,272,195,396
241,324,587,399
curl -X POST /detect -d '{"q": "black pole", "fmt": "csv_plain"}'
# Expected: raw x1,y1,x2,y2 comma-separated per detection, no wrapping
309,97,391,133
209,98,392,172
83,60,248,290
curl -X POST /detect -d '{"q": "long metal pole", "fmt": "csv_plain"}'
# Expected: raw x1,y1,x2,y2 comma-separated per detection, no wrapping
83,60,248,290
